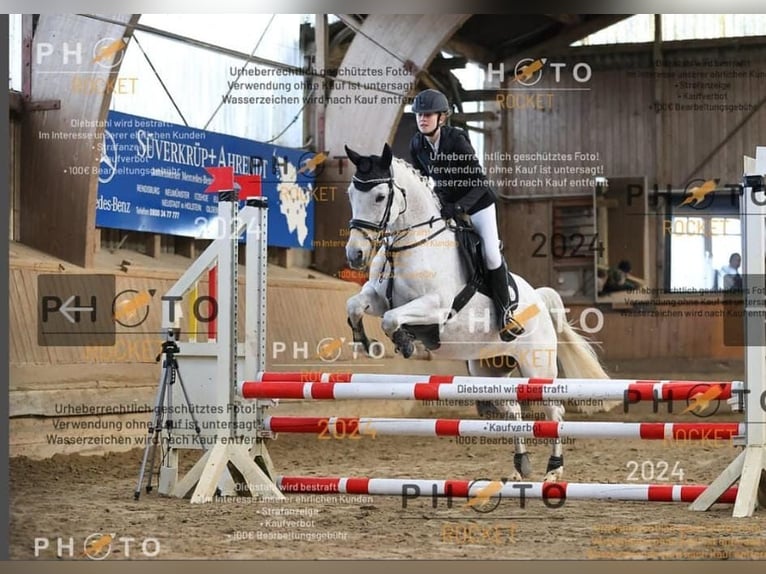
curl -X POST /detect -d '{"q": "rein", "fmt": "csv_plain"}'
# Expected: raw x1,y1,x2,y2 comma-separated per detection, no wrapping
347,165,451,309
381,219,449,309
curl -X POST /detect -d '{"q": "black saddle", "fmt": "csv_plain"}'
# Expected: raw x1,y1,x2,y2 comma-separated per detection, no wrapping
450,217,494,311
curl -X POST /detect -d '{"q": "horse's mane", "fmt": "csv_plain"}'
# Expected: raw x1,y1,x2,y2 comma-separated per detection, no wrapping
391,156,427,183
391,157,439,203
345,153,439,208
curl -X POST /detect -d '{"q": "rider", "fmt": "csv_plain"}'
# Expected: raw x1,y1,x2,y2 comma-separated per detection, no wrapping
409,88,524,341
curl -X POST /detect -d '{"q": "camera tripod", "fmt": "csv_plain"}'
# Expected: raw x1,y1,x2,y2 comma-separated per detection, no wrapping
134,329,204,500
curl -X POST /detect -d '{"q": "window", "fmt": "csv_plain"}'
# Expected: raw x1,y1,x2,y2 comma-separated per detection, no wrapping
9,14,22,92
551,196,598,300
666,193,742,291
572,14,766,47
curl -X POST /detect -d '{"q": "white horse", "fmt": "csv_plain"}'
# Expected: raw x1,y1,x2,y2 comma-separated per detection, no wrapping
344,143,611,482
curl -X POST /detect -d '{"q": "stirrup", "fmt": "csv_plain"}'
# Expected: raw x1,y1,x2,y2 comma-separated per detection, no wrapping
500,312,525,341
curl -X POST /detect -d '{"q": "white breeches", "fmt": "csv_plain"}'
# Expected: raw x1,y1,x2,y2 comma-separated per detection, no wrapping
470,204,503,271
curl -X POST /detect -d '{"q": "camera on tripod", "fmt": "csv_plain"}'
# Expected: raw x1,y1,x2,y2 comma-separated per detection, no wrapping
134,328,204,500
155,329,181,363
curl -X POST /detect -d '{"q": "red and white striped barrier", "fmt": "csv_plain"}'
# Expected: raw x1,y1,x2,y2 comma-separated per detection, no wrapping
255,371,742,387
276,476,739,503
239,379,741,402
264,416,744,440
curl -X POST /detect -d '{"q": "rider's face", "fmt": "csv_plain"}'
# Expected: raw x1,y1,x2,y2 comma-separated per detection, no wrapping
416,112,440,134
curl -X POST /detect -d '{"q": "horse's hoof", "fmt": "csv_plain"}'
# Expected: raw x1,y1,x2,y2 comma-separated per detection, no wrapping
392,330,415,359
543,468,564,483
513,452,532,479
366,338,380,357
544,455,564,482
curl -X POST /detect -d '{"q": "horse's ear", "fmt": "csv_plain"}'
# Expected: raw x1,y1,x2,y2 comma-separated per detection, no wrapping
381,143,393,169
345,145,361,166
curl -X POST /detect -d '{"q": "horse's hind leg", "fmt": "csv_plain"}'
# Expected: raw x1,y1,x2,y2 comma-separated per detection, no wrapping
542,402,565,482
468,359,530,481
518,355,565,482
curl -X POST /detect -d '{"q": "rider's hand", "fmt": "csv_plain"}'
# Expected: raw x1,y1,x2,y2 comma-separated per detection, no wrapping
440,203,462,220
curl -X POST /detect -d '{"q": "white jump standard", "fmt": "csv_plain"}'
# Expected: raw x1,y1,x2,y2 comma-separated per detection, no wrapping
136,183,284,504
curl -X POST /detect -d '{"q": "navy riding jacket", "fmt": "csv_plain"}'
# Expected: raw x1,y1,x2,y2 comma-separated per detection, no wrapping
409,125,496,215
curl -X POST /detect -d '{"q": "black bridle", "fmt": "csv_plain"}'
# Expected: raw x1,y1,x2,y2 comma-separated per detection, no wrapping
348,167,451,245
348,167,450,307
348,171,403,243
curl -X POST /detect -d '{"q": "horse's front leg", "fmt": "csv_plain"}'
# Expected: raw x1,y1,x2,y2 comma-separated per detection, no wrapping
346,282,388,356
380,293,447,358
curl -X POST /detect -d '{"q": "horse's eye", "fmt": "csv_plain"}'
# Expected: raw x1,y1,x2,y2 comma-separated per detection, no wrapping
375,194,386,203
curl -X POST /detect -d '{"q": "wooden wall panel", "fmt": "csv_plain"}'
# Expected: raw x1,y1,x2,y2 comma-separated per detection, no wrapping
20,14,138,268
569,303,742,361
605,177,648,279
492,42,766,194
310,164,352,276
487,41,766,287
497,200,552,288
9,261,395,369
10,116,21,241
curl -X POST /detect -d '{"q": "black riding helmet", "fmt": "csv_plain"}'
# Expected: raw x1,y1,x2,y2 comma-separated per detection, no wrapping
412,89,449,114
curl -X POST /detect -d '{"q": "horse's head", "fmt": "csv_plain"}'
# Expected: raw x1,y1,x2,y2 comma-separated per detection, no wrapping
344,143,405,270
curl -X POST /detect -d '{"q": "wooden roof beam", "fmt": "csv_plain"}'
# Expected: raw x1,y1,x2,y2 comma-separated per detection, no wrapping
545,14,582,26
502,14,632,65
443,35,495,65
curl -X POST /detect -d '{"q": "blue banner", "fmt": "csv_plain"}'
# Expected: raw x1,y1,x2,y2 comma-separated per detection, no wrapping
96,110,315,248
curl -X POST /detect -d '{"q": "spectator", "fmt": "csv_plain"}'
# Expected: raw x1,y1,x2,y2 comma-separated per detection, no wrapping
720,252,742,291
601,260,638,294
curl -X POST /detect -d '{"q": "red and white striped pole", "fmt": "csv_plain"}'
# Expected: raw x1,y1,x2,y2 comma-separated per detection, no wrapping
238,380,741,402
264,416,744,440
254,371,742,387
276,476,739,504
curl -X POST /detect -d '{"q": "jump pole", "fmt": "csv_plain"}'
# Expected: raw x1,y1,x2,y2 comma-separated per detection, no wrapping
263,416,745,441
254,371,743,387
690,149,766,517
238,380,743,402
276,476,739,504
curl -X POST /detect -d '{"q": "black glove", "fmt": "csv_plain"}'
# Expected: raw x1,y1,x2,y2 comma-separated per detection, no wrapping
440,203,463,220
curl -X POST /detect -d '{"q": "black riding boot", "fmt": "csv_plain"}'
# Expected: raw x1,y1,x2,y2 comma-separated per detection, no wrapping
488,263,525,342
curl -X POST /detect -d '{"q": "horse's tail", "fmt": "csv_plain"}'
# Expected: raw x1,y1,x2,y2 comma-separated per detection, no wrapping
536,286,617,413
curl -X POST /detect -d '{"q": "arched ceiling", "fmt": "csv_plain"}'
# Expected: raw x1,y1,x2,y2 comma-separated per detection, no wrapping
20,13,627,267
324,14,628,154
324,14,470,155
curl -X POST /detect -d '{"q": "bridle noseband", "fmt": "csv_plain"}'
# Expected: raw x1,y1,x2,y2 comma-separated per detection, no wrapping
348,164,449,254
348,169,405,245
347,164,449,309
